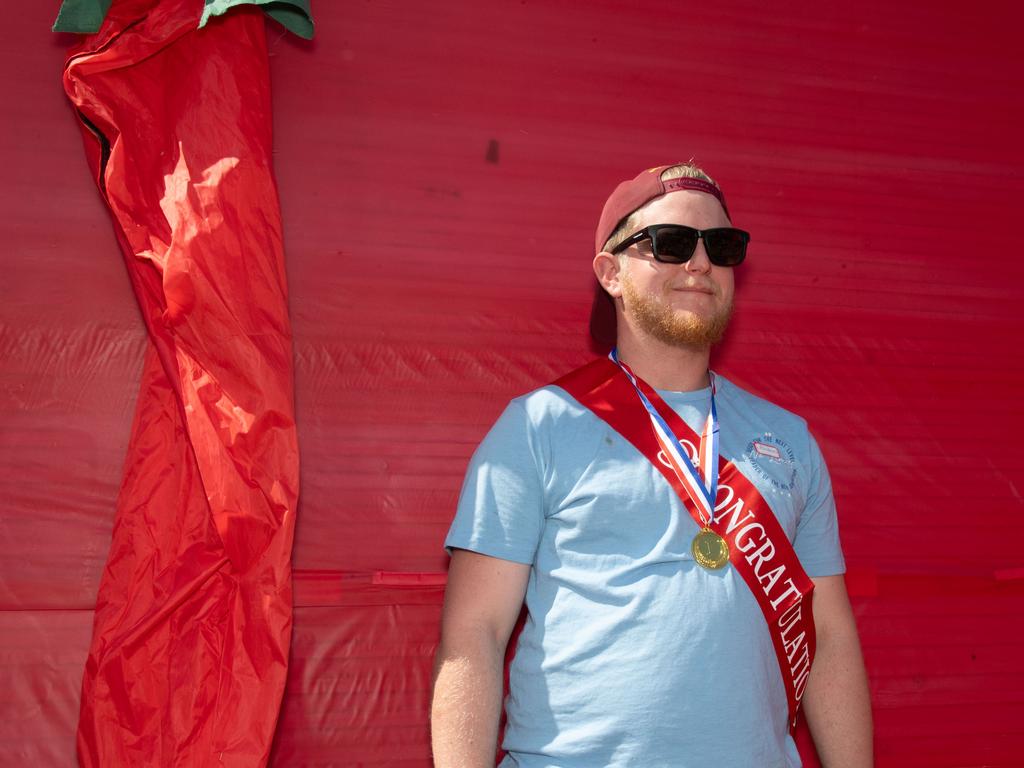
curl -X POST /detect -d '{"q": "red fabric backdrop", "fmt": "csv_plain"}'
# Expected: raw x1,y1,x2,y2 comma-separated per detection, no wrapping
2,1,1023,766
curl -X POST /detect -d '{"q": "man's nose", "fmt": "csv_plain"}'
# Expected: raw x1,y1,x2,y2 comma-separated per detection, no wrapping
685,239,713,274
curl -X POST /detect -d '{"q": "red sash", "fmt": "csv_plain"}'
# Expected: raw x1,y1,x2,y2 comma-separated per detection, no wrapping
555,358,816,731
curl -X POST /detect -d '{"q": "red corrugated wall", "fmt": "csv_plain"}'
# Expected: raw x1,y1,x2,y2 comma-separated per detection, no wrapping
2,2,1023,766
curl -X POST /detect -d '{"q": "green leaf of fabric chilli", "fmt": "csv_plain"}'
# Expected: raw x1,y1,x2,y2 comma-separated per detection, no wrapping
52,0,113,33
200,0,314,39
53,0,314,39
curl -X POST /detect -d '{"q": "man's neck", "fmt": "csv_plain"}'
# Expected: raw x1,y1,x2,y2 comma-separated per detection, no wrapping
614,334,711,392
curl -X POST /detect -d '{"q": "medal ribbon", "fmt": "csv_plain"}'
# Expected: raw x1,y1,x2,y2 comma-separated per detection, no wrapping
609,348,719,527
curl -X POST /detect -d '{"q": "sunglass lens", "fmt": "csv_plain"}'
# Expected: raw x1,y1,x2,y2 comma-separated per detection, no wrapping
704,229,748,266
653,227,699,263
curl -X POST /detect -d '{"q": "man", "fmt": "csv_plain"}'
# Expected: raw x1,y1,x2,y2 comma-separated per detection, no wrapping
431,163,872,767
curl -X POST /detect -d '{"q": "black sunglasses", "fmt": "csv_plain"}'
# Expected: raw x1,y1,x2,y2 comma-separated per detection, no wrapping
611,224,750,267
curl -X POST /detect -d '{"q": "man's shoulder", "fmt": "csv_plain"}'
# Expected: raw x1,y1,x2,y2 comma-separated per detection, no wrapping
509,383,588,422
503,359,610,425
715,374,811,435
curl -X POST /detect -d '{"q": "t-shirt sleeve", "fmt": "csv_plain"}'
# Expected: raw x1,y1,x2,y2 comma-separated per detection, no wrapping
444,399,546,565
793,431,846,577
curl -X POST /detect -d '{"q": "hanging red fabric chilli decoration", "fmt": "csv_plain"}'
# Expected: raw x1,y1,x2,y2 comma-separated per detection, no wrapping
59,1,310,765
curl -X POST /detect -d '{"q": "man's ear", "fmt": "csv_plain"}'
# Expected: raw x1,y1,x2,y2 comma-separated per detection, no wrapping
593,251,625,299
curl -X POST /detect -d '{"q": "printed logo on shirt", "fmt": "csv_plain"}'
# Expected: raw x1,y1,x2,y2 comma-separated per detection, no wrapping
745,432,797,492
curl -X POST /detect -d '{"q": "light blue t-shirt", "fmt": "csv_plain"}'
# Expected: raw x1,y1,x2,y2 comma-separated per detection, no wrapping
445,374,845,768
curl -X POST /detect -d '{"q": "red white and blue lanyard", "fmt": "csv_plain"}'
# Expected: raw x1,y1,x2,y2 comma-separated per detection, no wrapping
609,348,720,528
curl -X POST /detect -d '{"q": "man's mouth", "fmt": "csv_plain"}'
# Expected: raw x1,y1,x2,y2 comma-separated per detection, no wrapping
670,284,715,295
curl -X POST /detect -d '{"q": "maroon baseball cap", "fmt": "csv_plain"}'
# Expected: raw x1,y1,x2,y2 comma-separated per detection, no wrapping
589,164,732,346
594,165,731,253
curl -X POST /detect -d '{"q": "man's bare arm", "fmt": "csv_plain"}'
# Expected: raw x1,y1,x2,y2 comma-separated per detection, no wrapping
802,574,874,767
431,549,531,768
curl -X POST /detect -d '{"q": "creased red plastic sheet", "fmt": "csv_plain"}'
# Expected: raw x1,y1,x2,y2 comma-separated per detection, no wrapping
4,1,1024,766
59,1,299,765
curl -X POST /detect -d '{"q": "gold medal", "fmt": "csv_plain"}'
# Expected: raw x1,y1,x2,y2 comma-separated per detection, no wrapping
691,527,730,570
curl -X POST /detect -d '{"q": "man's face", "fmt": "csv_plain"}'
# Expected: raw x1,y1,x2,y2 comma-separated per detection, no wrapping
616,190,736,349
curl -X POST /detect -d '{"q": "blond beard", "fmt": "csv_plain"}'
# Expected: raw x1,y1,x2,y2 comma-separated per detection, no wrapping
621,272,733,348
